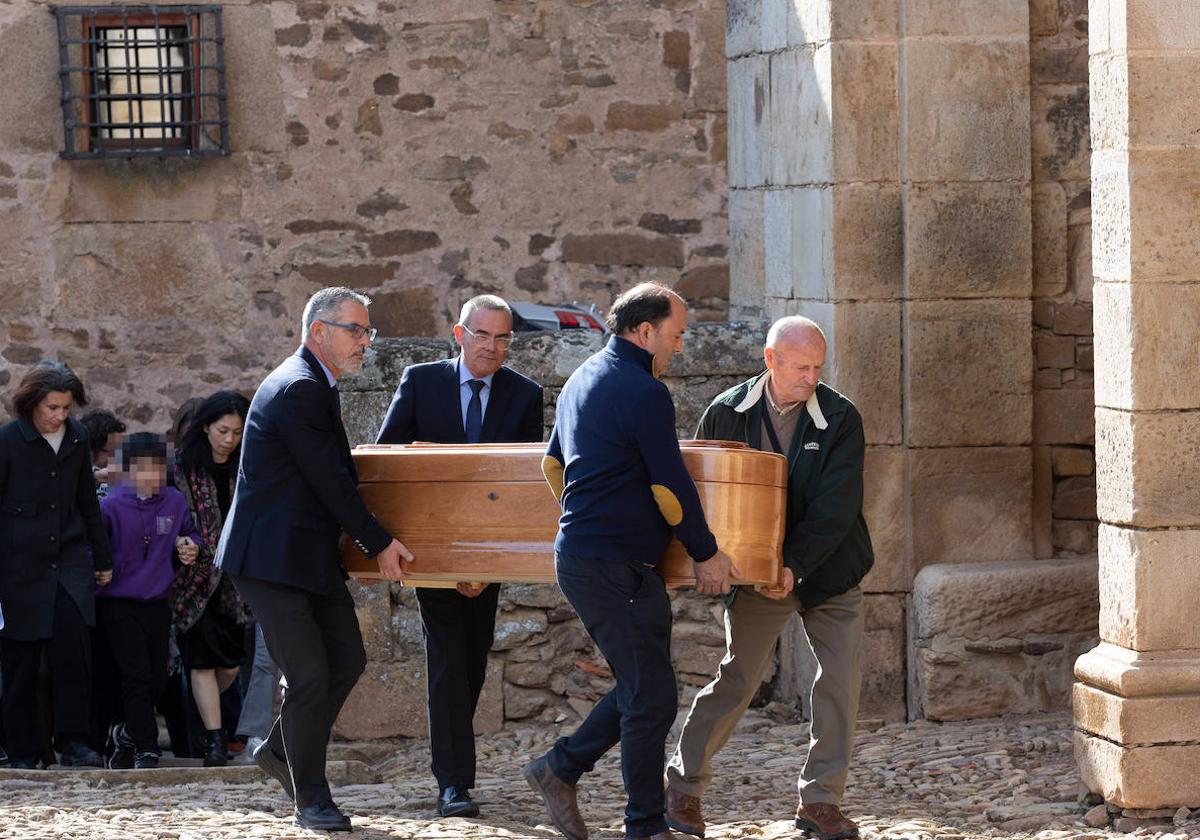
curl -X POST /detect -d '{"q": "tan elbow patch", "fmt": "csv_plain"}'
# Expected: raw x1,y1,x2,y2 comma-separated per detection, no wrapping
541,455,565,502
651,484,683,526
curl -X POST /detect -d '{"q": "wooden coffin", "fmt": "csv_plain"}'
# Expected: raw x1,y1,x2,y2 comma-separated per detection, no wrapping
341,441,786,588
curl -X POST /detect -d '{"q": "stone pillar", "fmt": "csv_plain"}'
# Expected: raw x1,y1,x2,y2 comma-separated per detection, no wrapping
1073,0,1200,809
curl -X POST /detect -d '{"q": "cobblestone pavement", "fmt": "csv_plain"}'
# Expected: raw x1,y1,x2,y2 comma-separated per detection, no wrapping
1,710,1196,839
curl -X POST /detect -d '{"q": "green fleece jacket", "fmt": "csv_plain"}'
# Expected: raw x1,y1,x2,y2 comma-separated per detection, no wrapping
696,373,874,610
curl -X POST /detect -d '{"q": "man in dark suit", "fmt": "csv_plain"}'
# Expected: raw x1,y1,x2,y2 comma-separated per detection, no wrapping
216,286,413,833
376,294,543,818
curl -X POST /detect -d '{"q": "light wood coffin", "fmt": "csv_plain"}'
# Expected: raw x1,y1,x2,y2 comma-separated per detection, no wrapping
341,441,786,587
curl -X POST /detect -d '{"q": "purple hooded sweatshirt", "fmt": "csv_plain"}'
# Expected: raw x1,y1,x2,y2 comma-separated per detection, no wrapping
98,484,202,601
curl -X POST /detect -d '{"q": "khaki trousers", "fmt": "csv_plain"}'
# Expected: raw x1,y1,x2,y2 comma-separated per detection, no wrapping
666,586,864,805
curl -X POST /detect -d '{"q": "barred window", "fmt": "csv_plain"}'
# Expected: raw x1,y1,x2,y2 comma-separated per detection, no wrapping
54,6,229,159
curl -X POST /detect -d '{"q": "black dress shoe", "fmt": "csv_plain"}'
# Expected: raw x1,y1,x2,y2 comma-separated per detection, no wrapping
295,799,352,832
253,740,295,800
58,741,103,768
438,786,480,818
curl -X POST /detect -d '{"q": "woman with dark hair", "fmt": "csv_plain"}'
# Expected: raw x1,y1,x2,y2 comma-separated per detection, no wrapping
170,390,251,766
0,361,112,768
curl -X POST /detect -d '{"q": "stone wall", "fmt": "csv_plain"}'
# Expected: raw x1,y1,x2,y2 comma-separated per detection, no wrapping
1030,0,1098,559
0,0,729,428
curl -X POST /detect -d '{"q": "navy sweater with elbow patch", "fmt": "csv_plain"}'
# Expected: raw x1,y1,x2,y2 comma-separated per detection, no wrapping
545,336,717,564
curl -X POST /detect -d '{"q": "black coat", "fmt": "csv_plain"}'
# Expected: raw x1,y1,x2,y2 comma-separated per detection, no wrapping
696,375,874,610
376,358,544,445
215,347,393,594
0,416,113,640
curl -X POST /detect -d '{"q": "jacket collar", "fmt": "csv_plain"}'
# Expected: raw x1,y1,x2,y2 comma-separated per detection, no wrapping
298,345,337,389
16,416,85,455
605,335,655,375
733,371,828,430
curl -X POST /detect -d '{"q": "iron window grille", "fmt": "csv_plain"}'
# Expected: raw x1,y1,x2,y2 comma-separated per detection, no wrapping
54,5,229,159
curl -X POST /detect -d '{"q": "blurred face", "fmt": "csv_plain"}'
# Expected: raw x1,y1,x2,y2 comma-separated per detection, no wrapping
310,300,373,379
205,412,244,465
641,299,688,378
764,333,826,406
94,431,120,469
33,391,74,435
454,307,514,379
128,457,167,497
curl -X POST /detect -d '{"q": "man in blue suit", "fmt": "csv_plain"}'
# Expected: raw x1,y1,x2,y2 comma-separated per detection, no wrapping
217,286,413,833
376,294,543,818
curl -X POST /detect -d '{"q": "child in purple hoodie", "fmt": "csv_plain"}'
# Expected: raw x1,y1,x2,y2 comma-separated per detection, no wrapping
97,432,201,769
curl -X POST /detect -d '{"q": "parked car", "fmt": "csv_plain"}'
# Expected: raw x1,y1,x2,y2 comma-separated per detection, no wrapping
509,301,608,333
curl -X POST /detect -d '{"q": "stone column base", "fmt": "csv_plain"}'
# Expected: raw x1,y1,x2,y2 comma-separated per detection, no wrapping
1073,643,1200,808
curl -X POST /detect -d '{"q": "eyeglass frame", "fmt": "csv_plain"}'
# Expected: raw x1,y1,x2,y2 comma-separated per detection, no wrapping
317,319,378,341
458,323,516,349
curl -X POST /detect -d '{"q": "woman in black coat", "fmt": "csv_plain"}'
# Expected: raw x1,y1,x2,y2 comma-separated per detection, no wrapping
0,362,113,768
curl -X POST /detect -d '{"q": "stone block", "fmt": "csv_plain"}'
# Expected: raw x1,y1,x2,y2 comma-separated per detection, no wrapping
561,234,684,268
605,101,684,133
909,448,1033,566
1032,83,1091,182
914,557,1098,640
1094,282,1200,412
1053,447,1095,476
765,187,827,301
1075,682,1200,747
903,40,1030,182
0,10,63,154
1034,387,1095,445
1033,182,1069,297
1123,53,1200,149
725,0,762,58
912,559,1099,720
767,46,832,186
224,5,288,153
1098,525,1200,651
475,656,504,735
1053,519,1099,555
1095,407,1200,529
905,300,1032,447
1125,0,1200,51
1111,148,1200,282
861,447,906,593
1033,445,1054,559
335,660,426,740
830,184,904,301
830,42,899,183
727,55,769,189
62,158,244,223
1075,733,1200,810
1053,475,1097,520
1071,224,1094,299
1036,333,1076,369
902,0,1028,37
349,580,393,661
728,189,766,314
904,182,1032,299
804,301,902,446
858,594,907,723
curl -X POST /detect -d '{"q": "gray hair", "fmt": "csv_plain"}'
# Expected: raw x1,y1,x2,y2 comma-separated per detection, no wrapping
302,287,371,340
458,294,512,328
766,316,826,350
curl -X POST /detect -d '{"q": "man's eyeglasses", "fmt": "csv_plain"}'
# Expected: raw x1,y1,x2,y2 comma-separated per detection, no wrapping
318,320,378,341
460,324,515,350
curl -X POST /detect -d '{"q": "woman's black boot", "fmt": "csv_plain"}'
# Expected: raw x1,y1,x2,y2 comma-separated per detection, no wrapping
204,728,229,767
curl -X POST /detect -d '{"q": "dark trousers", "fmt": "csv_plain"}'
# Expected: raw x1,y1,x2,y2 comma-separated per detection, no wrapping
230,574,366,808
548,554,677,839
0,585,93,762
416,583,500,790
97,598,170,753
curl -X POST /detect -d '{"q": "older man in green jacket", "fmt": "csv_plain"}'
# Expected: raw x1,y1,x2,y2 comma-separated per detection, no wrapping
664,316,874,840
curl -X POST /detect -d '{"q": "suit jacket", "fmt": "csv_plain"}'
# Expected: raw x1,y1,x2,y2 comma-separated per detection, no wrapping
376,358,544,446
0,416,112,640
216,346,392,594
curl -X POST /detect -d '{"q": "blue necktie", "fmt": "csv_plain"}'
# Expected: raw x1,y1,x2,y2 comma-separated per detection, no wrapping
465,379,485,443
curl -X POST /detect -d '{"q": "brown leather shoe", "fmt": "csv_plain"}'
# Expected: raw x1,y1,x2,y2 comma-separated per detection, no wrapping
523,756,588,840
795,803,859,840
665,786,705,838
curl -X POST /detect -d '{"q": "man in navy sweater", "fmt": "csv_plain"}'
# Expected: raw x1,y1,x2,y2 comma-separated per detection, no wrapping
525,283,736,840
